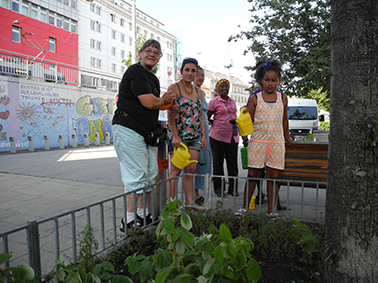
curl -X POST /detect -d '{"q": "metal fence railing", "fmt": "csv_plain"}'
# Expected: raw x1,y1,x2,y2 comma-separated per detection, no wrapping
0,173,326,280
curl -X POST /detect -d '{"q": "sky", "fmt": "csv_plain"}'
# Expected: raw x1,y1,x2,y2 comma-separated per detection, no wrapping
131,0,256,85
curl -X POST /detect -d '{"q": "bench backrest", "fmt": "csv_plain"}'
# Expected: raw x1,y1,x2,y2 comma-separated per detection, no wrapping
278,143,328,188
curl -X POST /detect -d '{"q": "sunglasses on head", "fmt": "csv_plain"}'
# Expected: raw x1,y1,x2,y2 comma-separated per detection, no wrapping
183,57,198,64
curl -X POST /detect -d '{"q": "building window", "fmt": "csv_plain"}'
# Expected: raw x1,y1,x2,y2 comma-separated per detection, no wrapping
63,0,68,5
31,4,38,18
96,41,101,50
96,59,101,68
11,0,19,12
129,22,132,30
40,9,46,22
71,0,76,8
111,47,116,56
110,13,115,22
120,18,124,26
12,26,21,43
63,19,69,30
48,15,54,25
90,21,95,30
121,50,125,58
90,3,94,12
21,0,28,16
1,0,10,9
121,66,125,74
90,39,95,48
129,37,132,46
90,57,95,67
56,17,62,28
96,22,101,32
120,34,125,42
112,64,116,73
49,37,56,52
96,6,100,14
111,30,116,39
71,22,76,33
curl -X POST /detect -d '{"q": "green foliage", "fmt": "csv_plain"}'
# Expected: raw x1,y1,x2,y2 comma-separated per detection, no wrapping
122,34,158,74
0,254,38,283
51,254,132,283
125,199,262,282
320,121,330,130
307,89,330,112
230,0,331,101
304,133,314,141
77,226,99,272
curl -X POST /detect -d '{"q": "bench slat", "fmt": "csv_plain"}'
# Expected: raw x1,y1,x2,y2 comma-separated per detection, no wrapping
278,142,328,189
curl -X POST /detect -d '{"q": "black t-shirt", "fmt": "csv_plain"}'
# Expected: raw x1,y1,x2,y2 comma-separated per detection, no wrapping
113,63,160,132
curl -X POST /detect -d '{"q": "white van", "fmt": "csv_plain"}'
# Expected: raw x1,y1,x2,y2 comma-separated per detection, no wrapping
287,98,324,137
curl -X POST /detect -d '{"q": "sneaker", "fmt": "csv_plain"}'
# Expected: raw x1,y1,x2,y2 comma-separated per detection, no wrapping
119,218,139,232
266,212,279,218
235,208,247,216
136,213,159,226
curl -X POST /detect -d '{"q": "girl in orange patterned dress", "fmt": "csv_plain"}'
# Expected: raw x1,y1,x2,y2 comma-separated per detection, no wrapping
240,60,292,216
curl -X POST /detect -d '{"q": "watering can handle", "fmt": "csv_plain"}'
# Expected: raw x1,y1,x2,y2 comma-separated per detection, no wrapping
174,142,188,152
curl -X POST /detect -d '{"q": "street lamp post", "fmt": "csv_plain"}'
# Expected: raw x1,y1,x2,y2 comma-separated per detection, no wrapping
131,0,137,64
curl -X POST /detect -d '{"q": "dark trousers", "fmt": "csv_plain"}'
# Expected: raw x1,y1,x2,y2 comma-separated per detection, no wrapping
210,137,239,194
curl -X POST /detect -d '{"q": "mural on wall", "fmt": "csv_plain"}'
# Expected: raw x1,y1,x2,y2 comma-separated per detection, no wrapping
0,77,116,152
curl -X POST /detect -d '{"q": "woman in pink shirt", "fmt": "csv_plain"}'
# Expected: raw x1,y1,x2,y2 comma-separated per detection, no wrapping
207,79,239,197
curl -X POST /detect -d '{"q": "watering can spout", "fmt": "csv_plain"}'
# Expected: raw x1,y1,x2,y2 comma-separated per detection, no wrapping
184,159,198,167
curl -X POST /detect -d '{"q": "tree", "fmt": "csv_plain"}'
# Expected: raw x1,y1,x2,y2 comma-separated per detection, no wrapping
325,0,378,281
230,0,331,107
122,34,158,74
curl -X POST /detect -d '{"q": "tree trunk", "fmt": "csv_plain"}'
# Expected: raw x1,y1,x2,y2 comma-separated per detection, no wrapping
326,0,378,282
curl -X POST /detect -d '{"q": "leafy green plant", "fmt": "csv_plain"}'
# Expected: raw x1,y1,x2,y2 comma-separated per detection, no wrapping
51,253,132,283
320,121,330,130
125,199,262,282
0,254,38,283
304,133,315,141
77,226,99,272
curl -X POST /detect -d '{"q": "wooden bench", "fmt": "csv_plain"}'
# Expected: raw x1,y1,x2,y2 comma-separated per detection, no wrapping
277,142,328,208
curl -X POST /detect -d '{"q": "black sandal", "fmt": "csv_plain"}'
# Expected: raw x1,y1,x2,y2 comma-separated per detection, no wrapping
195,196,205,206
216,192,226,197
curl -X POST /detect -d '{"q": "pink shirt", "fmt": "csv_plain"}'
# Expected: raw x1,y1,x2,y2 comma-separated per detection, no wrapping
208,96,239,143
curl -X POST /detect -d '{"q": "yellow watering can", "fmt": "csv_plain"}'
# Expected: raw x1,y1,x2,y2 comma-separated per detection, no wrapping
236,108,254,136
171,142,198,169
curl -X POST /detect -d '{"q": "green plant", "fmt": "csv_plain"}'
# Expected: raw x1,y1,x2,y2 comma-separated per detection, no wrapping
320,121,330,130
125,199,262,282
304,133,315,141
51,254,132,283
77,226,99,272
0,254,38,283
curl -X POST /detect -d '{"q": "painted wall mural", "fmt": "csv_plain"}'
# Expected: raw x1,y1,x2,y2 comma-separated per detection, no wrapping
0,76,116,152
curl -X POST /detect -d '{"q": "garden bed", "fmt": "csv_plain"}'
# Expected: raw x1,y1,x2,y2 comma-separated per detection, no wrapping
107,205,325,282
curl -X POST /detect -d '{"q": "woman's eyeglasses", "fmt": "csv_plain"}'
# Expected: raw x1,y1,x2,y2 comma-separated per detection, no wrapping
145,49,163,57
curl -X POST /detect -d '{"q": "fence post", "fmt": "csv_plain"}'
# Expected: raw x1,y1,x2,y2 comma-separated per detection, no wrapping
26,220,41,281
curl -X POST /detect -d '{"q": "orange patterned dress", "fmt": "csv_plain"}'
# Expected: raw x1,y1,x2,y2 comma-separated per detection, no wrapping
247,92,285,170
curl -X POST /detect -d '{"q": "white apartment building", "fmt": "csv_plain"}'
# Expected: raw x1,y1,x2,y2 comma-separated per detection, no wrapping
203,69,250,107
77,0,177,91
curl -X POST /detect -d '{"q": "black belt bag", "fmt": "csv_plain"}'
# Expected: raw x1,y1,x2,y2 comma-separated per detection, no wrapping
116,109,166,147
